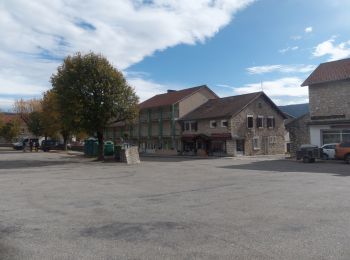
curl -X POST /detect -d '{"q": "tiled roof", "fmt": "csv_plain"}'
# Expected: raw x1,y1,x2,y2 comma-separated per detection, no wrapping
139,85,214,109
181,92,262,120
302,58,350,86
181,92,287,120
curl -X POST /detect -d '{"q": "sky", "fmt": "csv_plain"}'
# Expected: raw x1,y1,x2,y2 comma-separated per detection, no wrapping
1,0,350,111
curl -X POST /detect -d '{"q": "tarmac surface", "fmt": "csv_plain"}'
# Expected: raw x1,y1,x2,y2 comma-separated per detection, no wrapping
1,150,350,259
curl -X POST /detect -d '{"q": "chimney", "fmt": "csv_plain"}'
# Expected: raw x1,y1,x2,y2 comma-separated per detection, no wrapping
167,89,176,93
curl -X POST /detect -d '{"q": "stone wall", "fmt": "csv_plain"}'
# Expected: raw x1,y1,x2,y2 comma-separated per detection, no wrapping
231,95,286,156
286,113,310,157
121,146,140,164
309,80,350,119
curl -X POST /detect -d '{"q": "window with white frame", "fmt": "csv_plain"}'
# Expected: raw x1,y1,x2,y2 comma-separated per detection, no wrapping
221,120,228,127
210,120,217,128
267,116,275,128
257,115,264,128
253,136,260,150
247,115,254,129
269,136,277,144
184,121,197,132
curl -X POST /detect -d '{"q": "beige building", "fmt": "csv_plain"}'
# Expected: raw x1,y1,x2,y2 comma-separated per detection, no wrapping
180,92,287,156
107,85,218,155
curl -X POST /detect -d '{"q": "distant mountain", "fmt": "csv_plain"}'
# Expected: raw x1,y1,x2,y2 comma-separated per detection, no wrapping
279,103,309,118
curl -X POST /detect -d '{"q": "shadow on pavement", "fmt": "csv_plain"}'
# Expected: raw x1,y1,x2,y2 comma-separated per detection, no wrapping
140,155,221,163
219,159,350,176
0,160,78,170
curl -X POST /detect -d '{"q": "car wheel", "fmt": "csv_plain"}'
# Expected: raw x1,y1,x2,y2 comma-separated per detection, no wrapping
322,153,329,160
303,157,310,163
345,154,350,164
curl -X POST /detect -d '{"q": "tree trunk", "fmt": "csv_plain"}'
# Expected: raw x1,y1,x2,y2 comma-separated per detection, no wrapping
61,130,69,151
97,130,104,161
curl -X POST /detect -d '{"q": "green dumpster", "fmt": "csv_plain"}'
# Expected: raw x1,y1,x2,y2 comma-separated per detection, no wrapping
84,138,98,156
104,141,114,156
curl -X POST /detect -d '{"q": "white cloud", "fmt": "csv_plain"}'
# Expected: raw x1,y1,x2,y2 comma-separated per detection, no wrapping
291,35,302,41
279,46,299,54
0,0,254,105
0,98,15,112
313,38,350,61
246,64,316,75
233,77,308,105
305,26,313,33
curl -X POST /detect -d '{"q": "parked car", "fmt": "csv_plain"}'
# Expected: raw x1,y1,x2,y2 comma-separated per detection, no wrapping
41,140,60,152
13,138,39,150
296,144,322,163
321,143,338,159
335,142,350,164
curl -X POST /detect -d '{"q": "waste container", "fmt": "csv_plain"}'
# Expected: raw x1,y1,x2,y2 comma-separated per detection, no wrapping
104,141,114,156
84,138,98,156
114,145,122,161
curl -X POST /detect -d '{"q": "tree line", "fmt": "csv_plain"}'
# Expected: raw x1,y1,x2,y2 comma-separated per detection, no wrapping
0,52,139,160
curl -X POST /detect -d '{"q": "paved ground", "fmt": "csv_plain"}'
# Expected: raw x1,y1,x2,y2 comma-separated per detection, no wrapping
1,150,350,259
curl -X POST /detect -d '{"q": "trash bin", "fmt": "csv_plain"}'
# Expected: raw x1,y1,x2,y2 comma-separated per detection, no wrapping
114,145,122,161
104,141,114,156
84,138,98,156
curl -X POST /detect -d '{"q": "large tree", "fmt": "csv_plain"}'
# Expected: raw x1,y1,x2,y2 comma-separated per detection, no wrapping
51,52,139,159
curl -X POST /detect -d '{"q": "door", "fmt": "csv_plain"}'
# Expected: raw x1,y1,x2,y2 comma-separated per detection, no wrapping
236,139,245,155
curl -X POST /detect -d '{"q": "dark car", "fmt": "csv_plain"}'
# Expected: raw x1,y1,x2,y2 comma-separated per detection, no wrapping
41,140,60,152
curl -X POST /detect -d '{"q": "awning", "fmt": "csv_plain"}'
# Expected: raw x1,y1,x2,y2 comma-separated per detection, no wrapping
211,133,232,140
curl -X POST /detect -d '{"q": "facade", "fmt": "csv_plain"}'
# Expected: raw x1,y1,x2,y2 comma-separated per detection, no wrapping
285,113,310,156
302,58,350,147
106,85,218,155
180,92,287,156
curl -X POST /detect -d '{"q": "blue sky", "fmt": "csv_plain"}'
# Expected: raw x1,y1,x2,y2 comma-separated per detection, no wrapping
1,0,350,111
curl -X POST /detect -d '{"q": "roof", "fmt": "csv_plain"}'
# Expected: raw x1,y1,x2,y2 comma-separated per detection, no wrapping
139,85,217,109
181,92,286,120
0,113,19,124
302,58,350,86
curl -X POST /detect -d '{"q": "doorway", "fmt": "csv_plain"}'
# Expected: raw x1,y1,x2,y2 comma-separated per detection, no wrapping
236,139,245,155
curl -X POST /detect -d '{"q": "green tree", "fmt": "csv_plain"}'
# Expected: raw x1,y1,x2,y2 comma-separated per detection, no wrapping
41,90,62,142
0,120,20,142
27,111,44,137
51,52,139,160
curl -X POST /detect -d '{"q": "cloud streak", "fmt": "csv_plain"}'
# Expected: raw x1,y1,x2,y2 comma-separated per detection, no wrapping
246,64,316,75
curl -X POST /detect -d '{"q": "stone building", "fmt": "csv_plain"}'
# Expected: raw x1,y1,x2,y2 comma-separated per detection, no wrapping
106,85,218,155
301,58,350,146
180,92,287,156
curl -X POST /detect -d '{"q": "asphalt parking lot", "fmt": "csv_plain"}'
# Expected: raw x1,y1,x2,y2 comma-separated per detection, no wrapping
1,150,350,260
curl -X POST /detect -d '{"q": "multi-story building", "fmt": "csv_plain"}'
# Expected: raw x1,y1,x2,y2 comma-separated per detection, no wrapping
180,92,286,156
107,85,218,155
301,58,350,146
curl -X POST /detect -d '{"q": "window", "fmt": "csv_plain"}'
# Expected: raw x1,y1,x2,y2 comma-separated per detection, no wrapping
267,116,275,128
257,116,264,128
269,136,277,144
247,115,254,129
210,120,217,128
253,137,260,150
191,122,198,132
221,120,228,127
185,122,190,131
321,129,350,144
183,121,197,132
